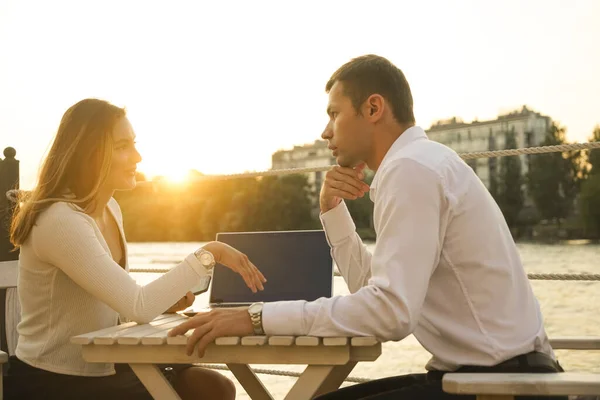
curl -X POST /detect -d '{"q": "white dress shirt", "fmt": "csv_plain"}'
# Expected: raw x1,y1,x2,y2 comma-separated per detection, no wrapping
263,126,554,371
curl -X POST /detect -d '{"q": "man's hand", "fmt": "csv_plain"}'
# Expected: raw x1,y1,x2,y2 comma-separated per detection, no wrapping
202,242,267,293
320,163,371,213
164,291,195,313
168,308,254,357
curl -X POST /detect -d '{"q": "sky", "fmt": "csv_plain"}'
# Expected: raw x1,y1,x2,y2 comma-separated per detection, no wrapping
1,0,599,189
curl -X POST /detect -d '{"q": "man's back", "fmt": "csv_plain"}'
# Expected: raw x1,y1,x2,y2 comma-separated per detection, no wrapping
379,128,553,371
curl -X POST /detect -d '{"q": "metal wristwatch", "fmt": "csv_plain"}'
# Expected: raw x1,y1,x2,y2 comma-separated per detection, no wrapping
194,248,216,271
248,302,265,335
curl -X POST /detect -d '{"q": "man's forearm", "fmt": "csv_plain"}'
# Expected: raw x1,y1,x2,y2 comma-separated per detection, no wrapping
320,201,372,292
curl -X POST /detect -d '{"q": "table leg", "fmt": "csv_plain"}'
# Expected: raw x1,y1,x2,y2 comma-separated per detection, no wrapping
227,363,274,400
284,362,357,400
130,364,181,400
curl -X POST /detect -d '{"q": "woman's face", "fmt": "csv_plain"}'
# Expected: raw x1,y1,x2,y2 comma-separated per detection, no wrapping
105,116,142,191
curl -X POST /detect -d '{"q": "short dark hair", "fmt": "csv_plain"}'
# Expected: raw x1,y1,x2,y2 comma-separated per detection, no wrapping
325,54,415,124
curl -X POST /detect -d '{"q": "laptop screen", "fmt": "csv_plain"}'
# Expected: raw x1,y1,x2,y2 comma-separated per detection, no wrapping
209,230,333,305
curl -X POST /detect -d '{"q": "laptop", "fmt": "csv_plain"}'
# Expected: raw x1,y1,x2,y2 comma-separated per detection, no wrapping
206,230,334,308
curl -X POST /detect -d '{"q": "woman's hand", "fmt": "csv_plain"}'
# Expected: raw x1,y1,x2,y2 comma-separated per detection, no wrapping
165,291,195,313
202,241,267,293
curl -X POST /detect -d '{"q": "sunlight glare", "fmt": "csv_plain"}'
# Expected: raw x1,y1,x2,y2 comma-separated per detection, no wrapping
162,169,190,184
137,158,192,185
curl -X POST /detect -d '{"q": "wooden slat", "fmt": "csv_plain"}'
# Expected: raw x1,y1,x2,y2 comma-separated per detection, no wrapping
166,331,193,345
351,337,378,347
81,342,353,365
296,336,320,346
95,314,185,345
71,314,171,345
135,317,189,345
216,337,240,346
241,336,267,346
549,336,600,350
268,336,295,346
442,372,600,396
323,337,348,346
71,322,139,345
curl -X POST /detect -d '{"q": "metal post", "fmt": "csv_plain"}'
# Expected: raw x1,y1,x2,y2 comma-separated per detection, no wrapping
0,147,19,262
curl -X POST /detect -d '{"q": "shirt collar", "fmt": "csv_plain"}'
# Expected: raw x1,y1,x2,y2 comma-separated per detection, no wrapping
370,126,428,190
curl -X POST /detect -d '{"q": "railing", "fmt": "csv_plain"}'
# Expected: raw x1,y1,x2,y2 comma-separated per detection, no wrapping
130,267,600,282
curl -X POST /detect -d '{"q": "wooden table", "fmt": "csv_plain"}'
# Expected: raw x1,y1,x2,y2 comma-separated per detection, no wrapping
71,313,382,400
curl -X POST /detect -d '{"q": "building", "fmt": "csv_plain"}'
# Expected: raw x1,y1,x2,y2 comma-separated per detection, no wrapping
426,106,551,191
271,140,336,192
270,106,552,204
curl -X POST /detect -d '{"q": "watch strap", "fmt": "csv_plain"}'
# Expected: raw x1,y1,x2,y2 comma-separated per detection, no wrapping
249,303,265,335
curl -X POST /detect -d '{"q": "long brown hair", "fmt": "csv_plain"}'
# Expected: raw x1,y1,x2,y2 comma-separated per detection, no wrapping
10,98,126,247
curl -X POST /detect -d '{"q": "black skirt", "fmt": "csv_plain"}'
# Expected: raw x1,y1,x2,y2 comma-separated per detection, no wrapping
4,356,192,400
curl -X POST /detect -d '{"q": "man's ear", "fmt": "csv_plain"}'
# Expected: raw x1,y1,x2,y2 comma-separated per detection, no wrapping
365,94,384,120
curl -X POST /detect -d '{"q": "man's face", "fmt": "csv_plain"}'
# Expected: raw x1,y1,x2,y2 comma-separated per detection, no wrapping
321,81,371,167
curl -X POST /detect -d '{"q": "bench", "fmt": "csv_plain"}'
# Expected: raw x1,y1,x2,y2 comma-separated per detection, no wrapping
0,259,19,400
0,260,19,357
550,337,600,350
443,372,600,399
443,337,600,399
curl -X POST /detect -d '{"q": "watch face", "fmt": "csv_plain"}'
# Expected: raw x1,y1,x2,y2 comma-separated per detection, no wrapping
199,252,213,265
249,303,262,314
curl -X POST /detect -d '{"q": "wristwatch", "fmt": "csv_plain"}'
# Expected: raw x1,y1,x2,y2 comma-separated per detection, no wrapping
194,248,216,271
248,302,265,335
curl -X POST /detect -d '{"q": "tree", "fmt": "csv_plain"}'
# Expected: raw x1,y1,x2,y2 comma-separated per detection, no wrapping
528,123,580,228
496,130,524,229
579,126,600,238
588,126,600,172
253,174,318,231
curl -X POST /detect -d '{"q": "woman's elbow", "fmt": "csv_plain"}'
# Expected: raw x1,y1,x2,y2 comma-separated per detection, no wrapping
129,314,154,324
125,309,157,325
125,293,160,324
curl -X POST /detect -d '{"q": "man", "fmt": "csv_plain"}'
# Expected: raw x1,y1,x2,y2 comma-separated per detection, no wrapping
169,54,564,399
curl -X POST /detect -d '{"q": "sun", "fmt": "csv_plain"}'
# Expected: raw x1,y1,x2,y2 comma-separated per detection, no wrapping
137,159,192,184
162,169,191,184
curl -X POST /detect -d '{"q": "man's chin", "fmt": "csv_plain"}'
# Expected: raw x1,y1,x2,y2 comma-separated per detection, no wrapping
337,158,363,169
336,157,352,168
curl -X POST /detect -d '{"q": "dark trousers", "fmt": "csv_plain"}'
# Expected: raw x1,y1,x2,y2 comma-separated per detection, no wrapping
315,352,568,400
4,356,191,400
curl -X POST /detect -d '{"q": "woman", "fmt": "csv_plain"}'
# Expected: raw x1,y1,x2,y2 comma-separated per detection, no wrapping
6,98,266,399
